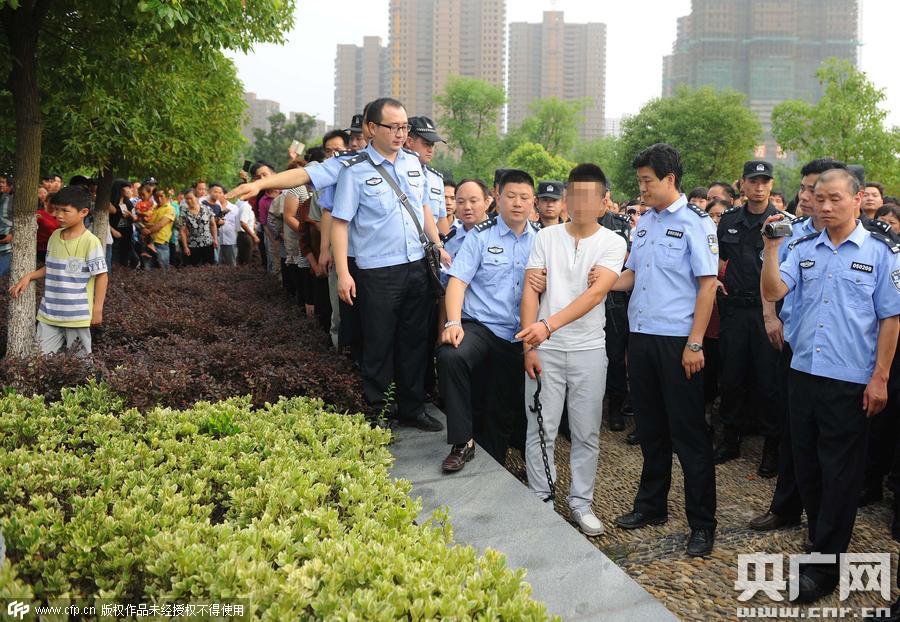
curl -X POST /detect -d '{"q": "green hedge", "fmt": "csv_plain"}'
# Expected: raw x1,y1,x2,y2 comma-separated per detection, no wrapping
0,385,554,620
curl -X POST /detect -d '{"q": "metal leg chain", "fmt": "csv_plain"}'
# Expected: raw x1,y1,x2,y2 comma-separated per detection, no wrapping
529,371,555,502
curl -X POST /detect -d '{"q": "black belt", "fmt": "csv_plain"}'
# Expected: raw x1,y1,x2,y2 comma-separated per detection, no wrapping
717,294,761,308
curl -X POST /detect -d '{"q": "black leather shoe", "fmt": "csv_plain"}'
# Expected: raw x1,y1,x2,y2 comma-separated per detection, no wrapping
686,528,714,557
791,573,834,603
442,443,475,472
609,412,625,431
713,441,740,464
859,485,884,507
625,430,640,445
615,511,668,530
400,411,444,432
748,511,801,531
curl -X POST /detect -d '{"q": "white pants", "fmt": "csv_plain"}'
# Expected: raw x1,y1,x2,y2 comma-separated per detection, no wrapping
524,347,607,511
36,322,92,357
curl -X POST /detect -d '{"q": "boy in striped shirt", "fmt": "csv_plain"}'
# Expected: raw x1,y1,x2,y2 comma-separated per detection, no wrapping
9,185,108,355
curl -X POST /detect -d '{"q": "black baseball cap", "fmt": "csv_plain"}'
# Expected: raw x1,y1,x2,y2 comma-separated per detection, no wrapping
142,176,158,185
742,160,774,179
408,116,445,143
537,181,564,199
345,114,364,134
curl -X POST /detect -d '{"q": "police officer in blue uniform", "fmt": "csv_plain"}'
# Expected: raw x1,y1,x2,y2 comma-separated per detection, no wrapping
438,169,539,471
761,167,900,602
331,97,449,431
749,158,847,534
714,160,796,475
406,116,450,236
611,143,719,558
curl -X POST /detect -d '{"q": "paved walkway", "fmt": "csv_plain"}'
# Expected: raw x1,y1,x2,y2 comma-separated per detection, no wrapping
389,405,677,622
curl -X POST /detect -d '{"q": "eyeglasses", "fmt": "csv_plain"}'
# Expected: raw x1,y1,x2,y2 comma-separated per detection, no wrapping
373,122,410,135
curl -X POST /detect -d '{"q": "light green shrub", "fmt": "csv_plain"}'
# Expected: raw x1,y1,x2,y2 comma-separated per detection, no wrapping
0,384,554,620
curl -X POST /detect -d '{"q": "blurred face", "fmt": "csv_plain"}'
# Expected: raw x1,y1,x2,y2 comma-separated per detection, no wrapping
692,196,708,210
814,177,861,231
185,192,199,209
797,173,819,219
252,166,274,181
54,204,88,229
454,181,489,227
324,136,348,159
153,191,166,205
771,194,784,210
37,187,48,204
498,182,534,228
132,182,141,195
123,186,133,200
707,203,725,224
349,132,367,151
140,187,152,200
566,181,604,224
537,197,562,222
405,135,435,164
195,181,207,196
368,105,408,154
0,178,9,193
636,167,676,209
862,187,883,213
707,185,732,205
51,176,62,193
208,186,224,203
444,184,456,218
881,212,900,235
742,176,774,204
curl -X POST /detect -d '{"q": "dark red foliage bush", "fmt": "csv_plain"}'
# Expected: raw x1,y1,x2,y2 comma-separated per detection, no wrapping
0,266,368,415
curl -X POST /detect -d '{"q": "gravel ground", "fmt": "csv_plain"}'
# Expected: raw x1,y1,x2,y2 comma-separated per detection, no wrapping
504,414,899,622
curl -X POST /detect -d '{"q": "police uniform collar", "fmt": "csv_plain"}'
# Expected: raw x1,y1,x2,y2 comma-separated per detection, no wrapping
365,142,409,166
662,194,688,214
495,212,532,237
814,220,869,250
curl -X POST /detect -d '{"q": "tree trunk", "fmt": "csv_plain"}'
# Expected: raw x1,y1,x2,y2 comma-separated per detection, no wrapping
92,166,113,247
1,3,46,358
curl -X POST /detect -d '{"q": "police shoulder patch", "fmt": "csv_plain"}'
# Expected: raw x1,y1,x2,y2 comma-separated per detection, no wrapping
474,215,497,232
336,149,358,158
870,230,900,254
440,227,457,243
615,212,632,225
339,153,370,168
686,203,709,217
529,220,541,232
723,206,740,215
425,164,443,179
402,146,420,157
788,231,819,250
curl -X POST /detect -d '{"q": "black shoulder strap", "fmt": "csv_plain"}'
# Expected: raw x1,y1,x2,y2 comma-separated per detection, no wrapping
474,216,497,232
686,203,708,217
870,230,900,254
369,160,428,246
339,153,369,168
788,231,819,250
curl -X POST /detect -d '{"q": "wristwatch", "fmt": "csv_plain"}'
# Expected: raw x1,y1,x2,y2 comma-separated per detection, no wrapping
685,342,703,352
444,320,461,329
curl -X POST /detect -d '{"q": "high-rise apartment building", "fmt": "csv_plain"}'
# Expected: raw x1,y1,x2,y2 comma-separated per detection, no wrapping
242,92,281,143
662,0,859,158
508,11,607,139
388,0,506,120
333,36,389,131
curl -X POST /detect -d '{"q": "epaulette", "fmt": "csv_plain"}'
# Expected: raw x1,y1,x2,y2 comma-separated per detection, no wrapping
787,231,819,250
335,149,358,158
339,153,369,168
723,206,740,215
529,220,541,231
614,212,631,225
686,203,709,217
870,230,900,254
474,215,497,232
440,227,457,243
402,146,420,157
777,209,799,223
425,164,443,179
794,215,809,224
866,219,892,235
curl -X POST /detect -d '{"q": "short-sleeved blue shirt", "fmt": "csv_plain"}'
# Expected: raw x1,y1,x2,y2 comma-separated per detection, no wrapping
447,214,537,341
625,195,719,337
778,216,818,346
780,221,900,384
424,165,447,220
331,144,428,270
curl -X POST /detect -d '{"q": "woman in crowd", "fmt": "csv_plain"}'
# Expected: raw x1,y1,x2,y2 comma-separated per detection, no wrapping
179,189,217,266
110,179,137,268
35,186,59,266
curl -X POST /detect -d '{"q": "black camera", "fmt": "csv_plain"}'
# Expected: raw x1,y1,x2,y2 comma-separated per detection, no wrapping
763,221,793,239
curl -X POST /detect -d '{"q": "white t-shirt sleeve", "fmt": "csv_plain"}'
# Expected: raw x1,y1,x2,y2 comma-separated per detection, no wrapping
526,228,547,270
595,232,628,276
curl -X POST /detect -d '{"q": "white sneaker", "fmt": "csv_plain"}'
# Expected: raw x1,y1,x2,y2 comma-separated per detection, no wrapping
571,509,605,536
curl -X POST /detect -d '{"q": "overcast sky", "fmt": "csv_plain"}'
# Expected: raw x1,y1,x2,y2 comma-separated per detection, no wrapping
230,0,899,127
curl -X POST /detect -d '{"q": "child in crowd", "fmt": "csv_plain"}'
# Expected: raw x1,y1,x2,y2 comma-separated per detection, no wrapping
133,184,156,258
8,185,108,356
